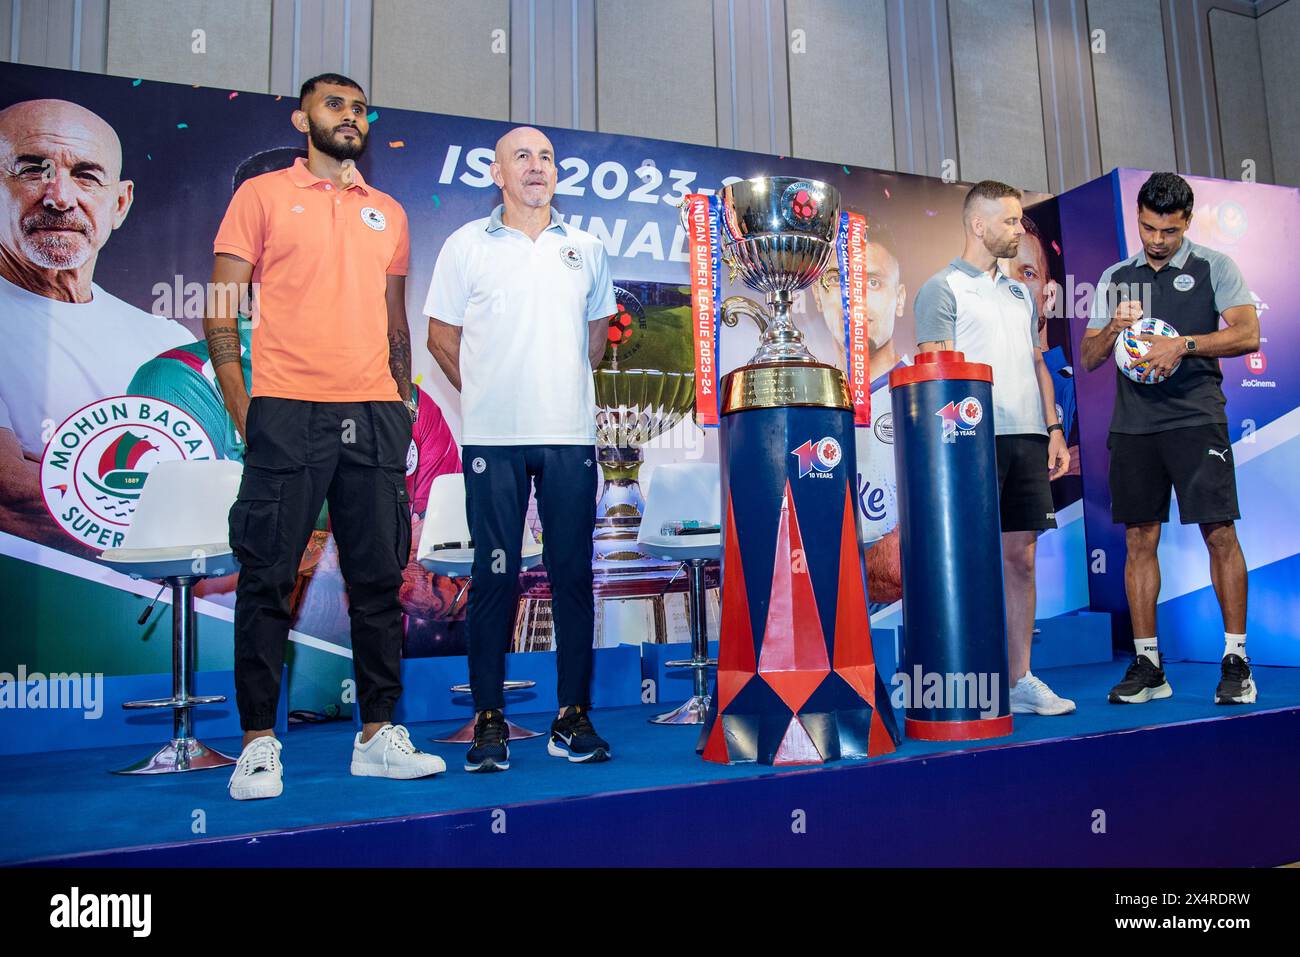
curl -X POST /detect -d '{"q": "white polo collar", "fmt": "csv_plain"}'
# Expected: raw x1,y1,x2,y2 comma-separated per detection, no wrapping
485,204,567,236
950,256,1011,286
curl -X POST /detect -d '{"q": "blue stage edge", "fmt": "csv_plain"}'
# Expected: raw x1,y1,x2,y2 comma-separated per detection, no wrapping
4,659,1298,867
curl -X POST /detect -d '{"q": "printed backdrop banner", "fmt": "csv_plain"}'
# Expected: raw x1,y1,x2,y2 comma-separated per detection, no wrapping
1060,169,1300,665
0,63,1082,714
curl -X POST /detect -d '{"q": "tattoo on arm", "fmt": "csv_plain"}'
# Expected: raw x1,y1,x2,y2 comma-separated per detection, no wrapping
389,327,412,397
206,324,242,368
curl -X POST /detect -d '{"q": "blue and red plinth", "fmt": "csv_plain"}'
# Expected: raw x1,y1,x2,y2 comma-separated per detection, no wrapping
700,365,899,765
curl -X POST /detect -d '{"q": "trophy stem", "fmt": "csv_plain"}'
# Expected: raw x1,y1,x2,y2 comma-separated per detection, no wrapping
750,289,815,364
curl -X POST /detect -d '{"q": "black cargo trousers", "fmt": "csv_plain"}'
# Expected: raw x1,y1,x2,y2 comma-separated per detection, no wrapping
229,396,412,731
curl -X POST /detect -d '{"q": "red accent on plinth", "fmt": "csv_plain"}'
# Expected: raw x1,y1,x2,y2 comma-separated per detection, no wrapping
868,708,896,756
773,716,823,765
832,482,877,709
904,714,1014,741
758,481,829,714
716,497,757,713
701,718,730,763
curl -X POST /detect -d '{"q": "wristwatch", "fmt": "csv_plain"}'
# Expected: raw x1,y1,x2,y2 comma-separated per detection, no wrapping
1184,337,1198,354
404,394,419,423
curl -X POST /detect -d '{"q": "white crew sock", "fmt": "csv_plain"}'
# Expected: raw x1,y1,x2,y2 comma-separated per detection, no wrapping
1224,632,1246,659
1135,636,1160,667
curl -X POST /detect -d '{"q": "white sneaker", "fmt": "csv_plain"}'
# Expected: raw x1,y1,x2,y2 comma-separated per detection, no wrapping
1010,671,1076,715
228,736,284,800
351,723,446,779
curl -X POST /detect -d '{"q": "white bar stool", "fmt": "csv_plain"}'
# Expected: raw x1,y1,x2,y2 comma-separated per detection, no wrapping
636,462,722,724
417,473,544,742
98,459,243,774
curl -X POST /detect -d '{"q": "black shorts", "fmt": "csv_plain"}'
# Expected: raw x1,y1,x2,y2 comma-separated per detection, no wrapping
1108,422,1240,526
995,434,1058,533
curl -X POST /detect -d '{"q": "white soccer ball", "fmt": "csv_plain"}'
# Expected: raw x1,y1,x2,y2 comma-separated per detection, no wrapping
1113,317,1181,384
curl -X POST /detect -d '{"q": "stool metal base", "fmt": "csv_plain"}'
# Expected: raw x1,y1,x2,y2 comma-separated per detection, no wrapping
651,693,712,725
434,717,543,744
435,679,542,743
113,736,236,775
651,654,718,725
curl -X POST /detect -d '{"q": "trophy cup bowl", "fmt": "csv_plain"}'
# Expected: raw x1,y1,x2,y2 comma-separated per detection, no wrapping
718,176,842,365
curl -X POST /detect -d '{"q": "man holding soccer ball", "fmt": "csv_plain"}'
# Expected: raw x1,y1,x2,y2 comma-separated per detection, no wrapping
1080,172,1260,706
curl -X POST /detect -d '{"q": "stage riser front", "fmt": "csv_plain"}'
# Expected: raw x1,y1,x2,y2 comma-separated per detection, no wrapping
34,707,1300,868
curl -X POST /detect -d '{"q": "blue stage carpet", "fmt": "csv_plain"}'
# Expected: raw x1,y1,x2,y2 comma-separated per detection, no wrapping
2,658,1297,865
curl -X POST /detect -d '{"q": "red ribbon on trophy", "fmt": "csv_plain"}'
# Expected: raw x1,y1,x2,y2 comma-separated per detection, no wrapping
836,210,870,426
685,192,721,427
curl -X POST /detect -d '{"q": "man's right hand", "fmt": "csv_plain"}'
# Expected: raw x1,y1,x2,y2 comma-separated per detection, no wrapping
1110,298,1143,334
229,394,250,442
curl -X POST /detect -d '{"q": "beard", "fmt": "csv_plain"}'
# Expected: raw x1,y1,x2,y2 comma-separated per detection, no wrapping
988,235,1020,259
20,209,95,269
308,117,367,162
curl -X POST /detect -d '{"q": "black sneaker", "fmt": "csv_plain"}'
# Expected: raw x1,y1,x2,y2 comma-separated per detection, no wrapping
1107,655,1173,704
548,705,611,763
465,710,509,772
1215,654,1257,705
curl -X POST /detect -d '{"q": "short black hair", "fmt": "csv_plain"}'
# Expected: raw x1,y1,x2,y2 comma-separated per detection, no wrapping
865,220,900,267
1137,172,1194,219
232,146,307,194
964,179,1022,216
299,72,366,109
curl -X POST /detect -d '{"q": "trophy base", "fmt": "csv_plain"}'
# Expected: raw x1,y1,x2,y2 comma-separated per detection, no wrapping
593,445,673,567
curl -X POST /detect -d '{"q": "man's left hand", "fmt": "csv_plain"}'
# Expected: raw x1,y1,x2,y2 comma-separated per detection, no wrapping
1047,430,1070,480
1135,334,1186,378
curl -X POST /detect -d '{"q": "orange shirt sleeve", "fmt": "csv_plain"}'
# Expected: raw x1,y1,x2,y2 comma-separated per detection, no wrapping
213,181,266,264
387,202,410,277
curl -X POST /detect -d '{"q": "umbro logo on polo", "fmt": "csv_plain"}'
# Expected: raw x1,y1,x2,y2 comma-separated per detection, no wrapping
290,205,304,213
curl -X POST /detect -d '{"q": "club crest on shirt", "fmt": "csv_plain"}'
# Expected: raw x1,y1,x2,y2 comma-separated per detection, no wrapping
39,396,217,550
360,207,387,231
406,439,419,477
559,245,583,270
1173,273,1195,292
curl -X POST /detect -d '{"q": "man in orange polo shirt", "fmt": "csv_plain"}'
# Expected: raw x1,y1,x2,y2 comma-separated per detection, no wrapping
206,73,445,800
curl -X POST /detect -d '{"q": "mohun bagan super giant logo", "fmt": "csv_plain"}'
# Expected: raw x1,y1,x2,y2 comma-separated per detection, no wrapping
40,396,217,550
605,286,647,364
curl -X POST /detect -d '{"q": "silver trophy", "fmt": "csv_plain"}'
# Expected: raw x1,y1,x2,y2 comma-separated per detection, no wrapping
717,176,842,364
592,285,695,566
